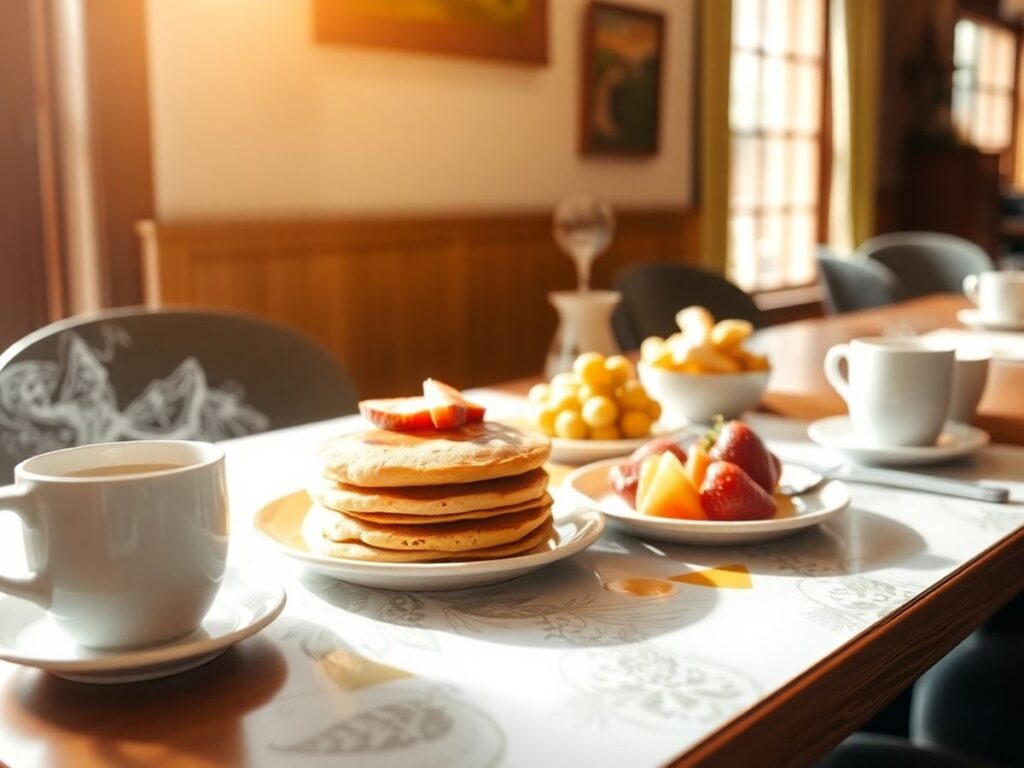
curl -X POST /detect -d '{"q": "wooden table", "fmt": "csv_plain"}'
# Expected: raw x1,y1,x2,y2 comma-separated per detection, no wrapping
752,294,1024,445
1,299,1023,768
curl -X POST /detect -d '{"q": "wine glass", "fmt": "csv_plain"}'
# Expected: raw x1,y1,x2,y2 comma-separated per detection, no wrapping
553,197,615,292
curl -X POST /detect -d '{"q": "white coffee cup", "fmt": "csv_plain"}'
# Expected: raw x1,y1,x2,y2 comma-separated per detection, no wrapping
963,271,1024,325
0,440,228,649
824,338,955,447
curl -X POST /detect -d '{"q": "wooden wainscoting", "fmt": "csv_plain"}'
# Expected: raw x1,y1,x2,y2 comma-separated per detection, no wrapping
137,208,699,398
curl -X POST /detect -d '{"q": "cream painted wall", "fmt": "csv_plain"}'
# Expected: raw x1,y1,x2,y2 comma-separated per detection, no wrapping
146,0,695,218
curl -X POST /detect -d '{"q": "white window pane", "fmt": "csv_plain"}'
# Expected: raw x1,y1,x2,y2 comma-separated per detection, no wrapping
787,213,817,285
758,214,786,290
991,29,1016,90
792,0,822,57
760,58,788,130
977,25,996,86
988,93,1012,149
951,84,973,141
975,91,994,146
731,136,762,207
792,61,821,132
762,0,792,55
730,215,759,290
763,138,787,205
954,20,978,69
730,51,761,130
791,139,818,205
733,0,761,49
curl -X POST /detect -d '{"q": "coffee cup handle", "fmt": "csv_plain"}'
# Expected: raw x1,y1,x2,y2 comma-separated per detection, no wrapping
963,274,979,305
824,344,851,403
0,484,50,607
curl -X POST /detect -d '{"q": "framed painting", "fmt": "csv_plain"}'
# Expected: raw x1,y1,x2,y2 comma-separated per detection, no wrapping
313,0,548,65
580,2,665,156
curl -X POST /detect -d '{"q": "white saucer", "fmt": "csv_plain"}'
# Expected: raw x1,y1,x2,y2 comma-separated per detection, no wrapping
564,459,850,546
956,308,1024,332
549,423,691,465
0,566,285,684
808,416,989,466
253,490,605,591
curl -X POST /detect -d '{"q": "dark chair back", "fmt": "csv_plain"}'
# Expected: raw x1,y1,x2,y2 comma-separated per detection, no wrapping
816,250,904,314
612,262,763,350
0,308,357,479
859,232,992,298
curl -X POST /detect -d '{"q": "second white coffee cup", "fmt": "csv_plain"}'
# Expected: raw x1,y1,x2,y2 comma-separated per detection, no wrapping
824,338,955,447
963,270,1024,326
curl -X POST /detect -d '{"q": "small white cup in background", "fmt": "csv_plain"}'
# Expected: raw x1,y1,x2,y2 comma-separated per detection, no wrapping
824,338,954,447
963,271,1024,326
0,440,228,649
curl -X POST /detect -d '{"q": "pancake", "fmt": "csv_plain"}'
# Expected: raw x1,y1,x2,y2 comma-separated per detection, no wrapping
309,502,552,552
317,421,551,487
303,516,556,563
344,492,554,525
310,467,549,516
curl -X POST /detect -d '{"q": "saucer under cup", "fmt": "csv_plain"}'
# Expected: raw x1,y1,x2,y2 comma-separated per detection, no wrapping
0,565,285,684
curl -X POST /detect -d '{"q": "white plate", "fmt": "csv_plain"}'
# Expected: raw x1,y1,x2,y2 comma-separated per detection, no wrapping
0,565,285,684
808,416,989,466
253,491,605,591
956,308,1024,333
564,459,850,546
549,424,692,465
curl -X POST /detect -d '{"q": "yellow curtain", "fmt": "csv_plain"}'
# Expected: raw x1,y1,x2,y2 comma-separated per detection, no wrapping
700,0,732,273
829,0,881,252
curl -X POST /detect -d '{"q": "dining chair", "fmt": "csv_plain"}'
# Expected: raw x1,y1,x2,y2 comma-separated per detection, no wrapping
816,249,905,314
611,262,764,350
910,627,1024,767
858,232,993,298
0,307,358,480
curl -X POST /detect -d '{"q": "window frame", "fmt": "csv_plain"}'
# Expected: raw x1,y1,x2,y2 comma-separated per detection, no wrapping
727,0,832,293
952,10,1021,179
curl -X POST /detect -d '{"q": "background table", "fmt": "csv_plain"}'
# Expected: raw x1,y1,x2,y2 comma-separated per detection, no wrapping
753,294,1024,445
1,398,1021,767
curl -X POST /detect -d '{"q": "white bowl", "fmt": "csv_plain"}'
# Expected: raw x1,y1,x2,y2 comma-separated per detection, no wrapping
638,362,770,426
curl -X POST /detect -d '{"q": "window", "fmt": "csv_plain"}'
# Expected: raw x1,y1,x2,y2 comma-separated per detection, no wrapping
728,0,827,291
952,16,1017,169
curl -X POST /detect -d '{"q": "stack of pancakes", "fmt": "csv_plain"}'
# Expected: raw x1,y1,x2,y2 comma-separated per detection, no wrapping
304,422,553,563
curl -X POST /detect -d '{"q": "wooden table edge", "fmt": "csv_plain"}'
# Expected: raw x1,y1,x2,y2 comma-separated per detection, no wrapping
668,525,1024,768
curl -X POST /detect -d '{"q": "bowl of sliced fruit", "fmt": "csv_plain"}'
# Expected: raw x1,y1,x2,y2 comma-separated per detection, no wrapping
637,306,770,426
526,352,681,464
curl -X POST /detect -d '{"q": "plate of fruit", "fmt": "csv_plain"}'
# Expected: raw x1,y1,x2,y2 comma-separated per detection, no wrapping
527,352,684,465
564,419,850,545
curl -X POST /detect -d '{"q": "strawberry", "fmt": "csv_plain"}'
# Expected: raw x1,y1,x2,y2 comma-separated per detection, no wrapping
699,461,777,521
611,437,687,506
423,378,486,423
359,397,434,431
706,418,779,493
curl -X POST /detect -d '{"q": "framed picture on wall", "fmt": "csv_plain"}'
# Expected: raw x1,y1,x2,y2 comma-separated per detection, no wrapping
581,2,665,156
313,0,548,65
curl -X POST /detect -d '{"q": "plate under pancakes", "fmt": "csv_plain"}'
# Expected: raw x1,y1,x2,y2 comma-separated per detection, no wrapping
253,490,605,591
317,421,551,487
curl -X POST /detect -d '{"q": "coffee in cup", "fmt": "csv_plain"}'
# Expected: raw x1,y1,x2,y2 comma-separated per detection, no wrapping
824,338,954,447
0,440,228,649
963,271,1024,326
